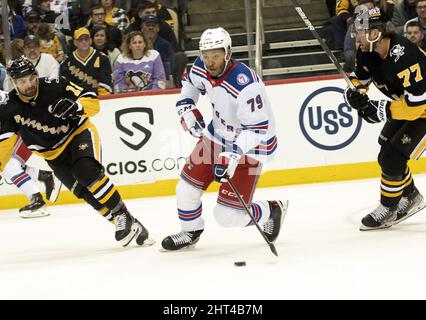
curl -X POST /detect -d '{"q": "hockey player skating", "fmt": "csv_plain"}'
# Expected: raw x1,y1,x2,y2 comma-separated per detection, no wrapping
161,28,288,251
344,7,426,231
1,135,62,218
0,57,152,246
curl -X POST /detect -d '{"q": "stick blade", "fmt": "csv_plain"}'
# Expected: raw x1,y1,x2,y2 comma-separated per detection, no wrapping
270,244,278,256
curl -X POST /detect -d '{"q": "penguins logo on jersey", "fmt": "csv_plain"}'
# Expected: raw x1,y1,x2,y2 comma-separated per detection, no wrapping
115,107,154,151
390,44,405,63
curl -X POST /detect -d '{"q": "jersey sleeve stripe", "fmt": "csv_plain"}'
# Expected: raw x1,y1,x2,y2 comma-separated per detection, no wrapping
405,90,426,106
0,132,15,142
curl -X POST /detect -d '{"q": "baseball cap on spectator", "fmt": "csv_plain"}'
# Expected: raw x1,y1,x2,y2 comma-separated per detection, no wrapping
24,35,41,47
74,27,91,39
25,10,41,21
142,15,159,25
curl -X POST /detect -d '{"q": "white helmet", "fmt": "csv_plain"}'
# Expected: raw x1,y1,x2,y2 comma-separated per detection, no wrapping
199,27,232,61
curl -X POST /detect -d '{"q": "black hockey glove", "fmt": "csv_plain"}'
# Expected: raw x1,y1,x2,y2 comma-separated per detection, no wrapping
344,87,369,110
357,99,391,124
49,98,83,119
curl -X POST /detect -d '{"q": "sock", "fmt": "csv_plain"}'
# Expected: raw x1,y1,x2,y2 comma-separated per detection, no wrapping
2,158,39,199
402,166,415,197
245,201,270,227
88,175,122,212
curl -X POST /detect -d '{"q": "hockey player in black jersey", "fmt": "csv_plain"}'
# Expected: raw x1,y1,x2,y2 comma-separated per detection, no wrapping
344,7,426,230
0,57,153,246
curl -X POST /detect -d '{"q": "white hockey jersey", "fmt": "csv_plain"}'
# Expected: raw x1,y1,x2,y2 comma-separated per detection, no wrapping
178,57,277,163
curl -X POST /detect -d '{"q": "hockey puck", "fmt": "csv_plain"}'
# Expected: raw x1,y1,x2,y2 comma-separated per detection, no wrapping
234,261,246,267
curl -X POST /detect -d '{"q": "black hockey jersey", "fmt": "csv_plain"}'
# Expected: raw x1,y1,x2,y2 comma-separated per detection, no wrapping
60,48,113,96
0,77,100,170
351,35,426,120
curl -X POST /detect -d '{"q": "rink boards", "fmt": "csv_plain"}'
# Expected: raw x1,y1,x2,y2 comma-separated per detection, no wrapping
1,74,425,209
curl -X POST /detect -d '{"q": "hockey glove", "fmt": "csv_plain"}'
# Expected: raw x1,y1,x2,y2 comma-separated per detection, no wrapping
357,99,390,123
176,99,205,138
49,98,83,119
344,87,369,110
213,152,241,183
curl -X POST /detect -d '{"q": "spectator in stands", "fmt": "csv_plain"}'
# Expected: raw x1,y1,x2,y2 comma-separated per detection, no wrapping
87,4,123,50
145,0,174,27
80,0,100,26
101,0,130,32
127,1,179,52
114,31,166,92
35,0,60,24
4,35,60,91
60,27,113,95
1,4,26,39
327,0,337,16
22,10,42,38
38,23,65,62
141,15,174,86
115,0,133,13
405,20,426,48
391,0,418,32
91,25,122,68
11,38,25,59
404,0,426,32
328,0,359,50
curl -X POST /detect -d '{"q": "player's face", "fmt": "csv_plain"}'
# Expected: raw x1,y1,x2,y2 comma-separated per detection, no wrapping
14,74,38,98
406,27,423,46
201,49,226,77
355,28,379,52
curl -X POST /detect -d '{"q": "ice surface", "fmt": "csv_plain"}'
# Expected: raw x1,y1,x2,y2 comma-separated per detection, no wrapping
1,175,426,299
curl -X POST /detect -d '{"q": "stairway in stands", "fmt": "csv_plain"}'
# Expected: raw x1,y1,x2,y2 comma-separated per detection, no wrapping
183,0,344,80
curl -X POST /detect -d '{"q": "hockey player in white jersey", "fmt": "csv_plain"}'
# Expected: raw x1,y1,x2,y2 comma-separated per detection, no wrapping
161,27,288,251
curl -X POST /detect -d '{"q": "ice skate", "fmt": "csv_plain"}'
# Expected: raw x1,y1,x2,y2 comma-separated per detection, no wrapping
134,219,155,246
114,205,138,247
19,192,49,218
38,170,62,202
161,230,204,251
263,200,288,242
392,188,425,225
360,203,397,231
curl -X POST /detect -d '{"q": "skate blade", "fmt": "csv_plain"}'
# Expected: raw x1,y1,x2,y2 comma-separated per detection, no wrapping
392,202,426,226
19,207,50,219
159,243,197,253
48,177,63,203
139,237,156,247
119,224,139,247
359,223,393,231
279,200,289,224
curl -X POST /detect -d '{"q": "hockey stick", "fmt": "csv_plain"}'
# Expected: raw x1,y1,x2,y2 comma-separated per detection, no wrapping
200,136,279,257
290,0,356,90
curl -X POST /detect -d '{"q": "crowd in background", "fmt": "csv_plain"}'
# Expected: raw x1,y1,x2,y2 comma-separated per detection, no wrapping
0,0,189,95
324,0,426,71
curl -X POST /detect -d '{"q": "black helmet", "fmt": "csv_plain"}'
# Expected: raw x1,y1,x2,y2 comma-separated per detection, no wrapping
6,57,37,80
354,6,387,31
